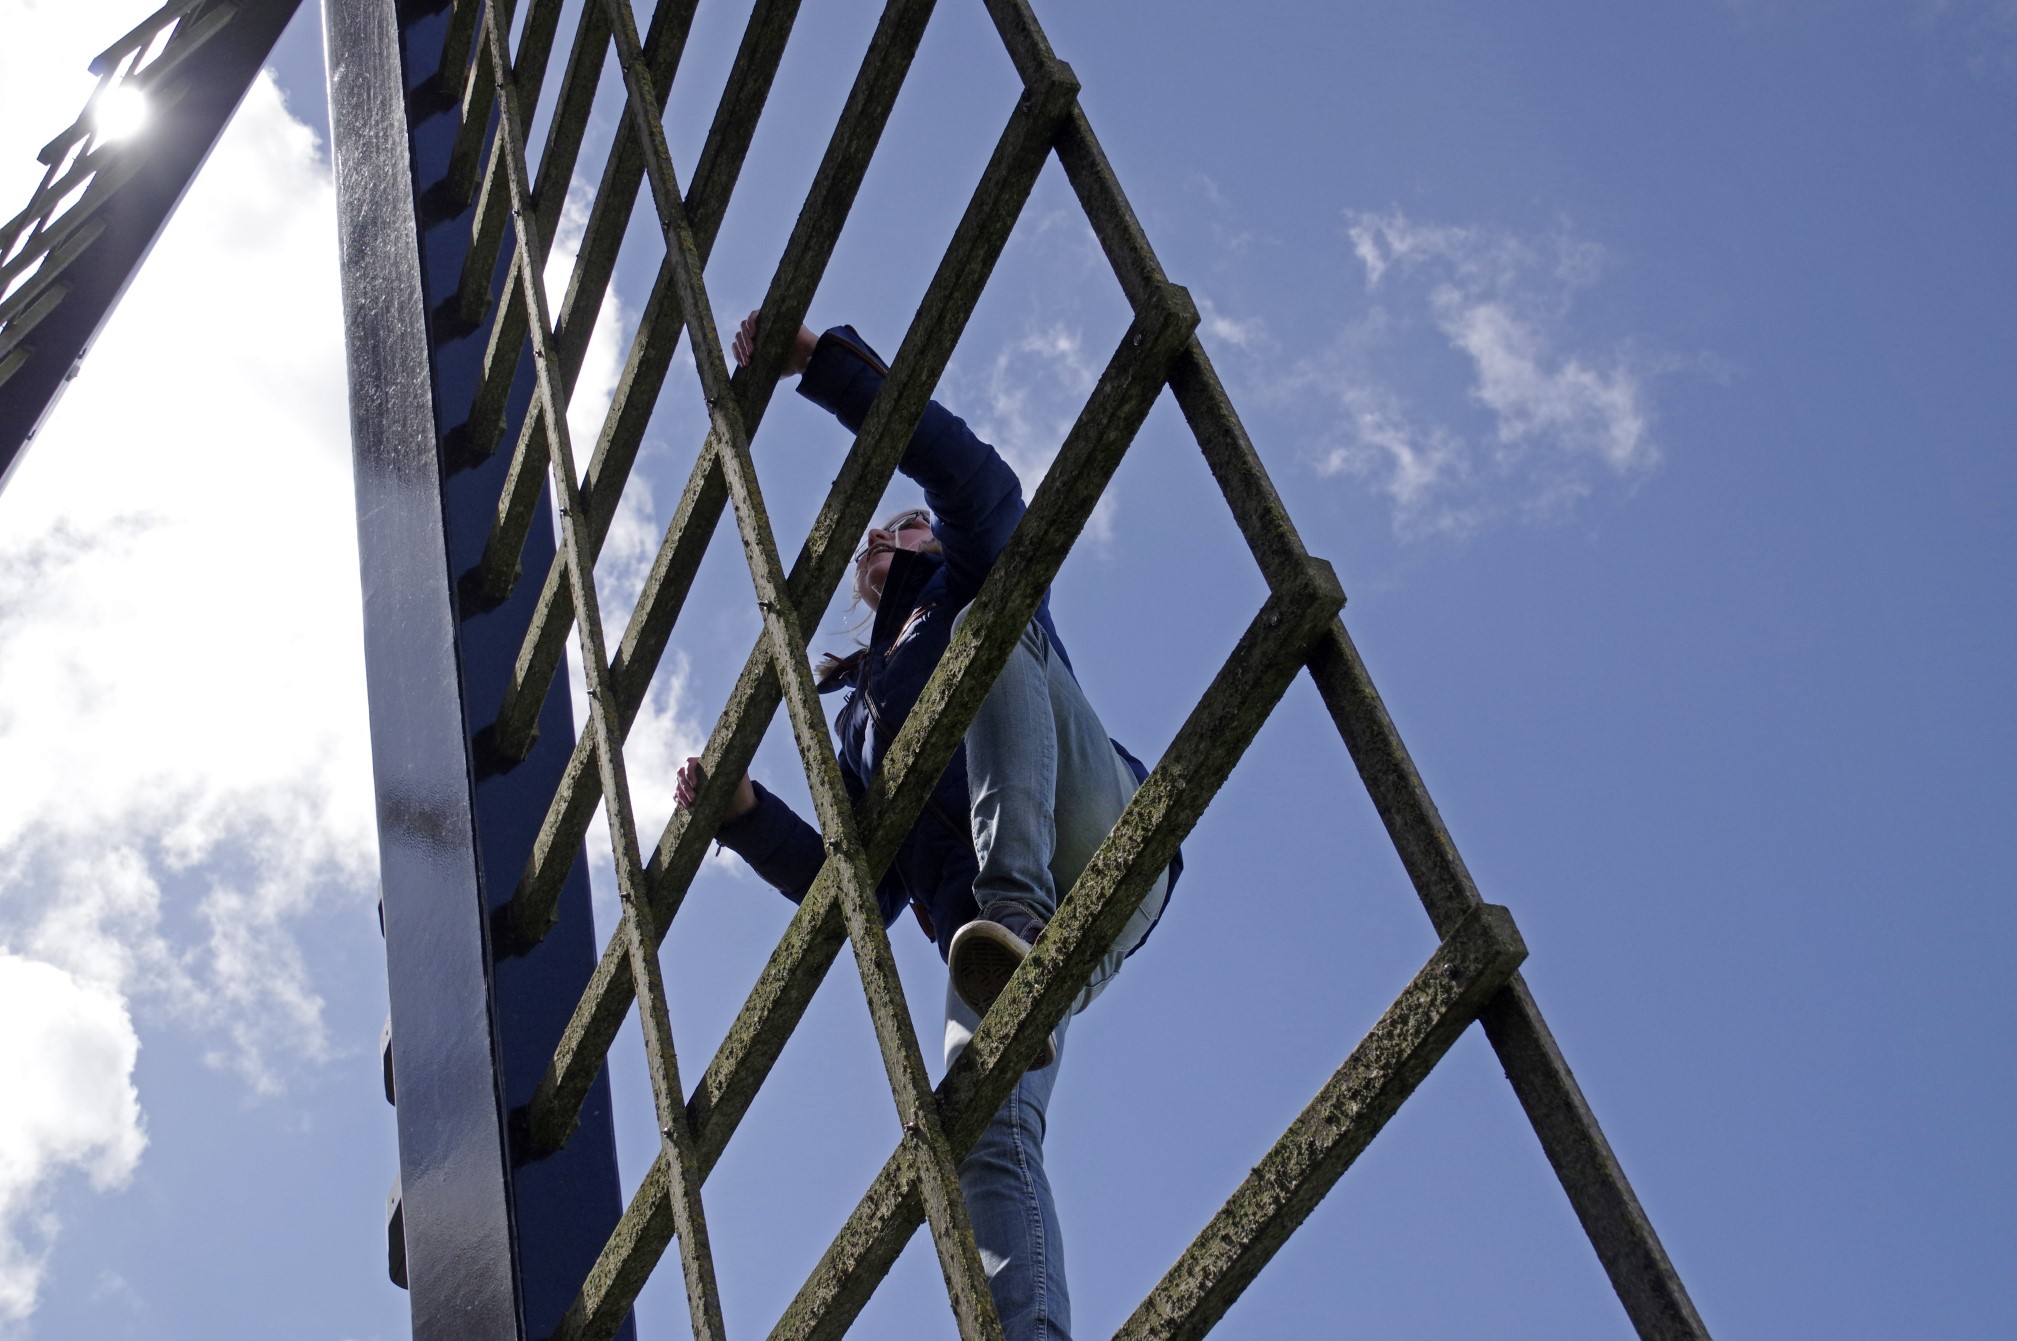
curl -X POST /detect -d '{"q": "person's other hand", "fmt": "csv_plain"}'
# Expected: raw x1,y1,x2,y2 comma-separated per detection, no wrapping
731,309,816,377
674,756,756,824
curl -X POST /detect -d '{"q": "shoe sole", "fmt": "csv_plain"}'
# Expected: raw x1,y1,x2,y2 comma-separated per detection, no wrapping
948,921,1055,1070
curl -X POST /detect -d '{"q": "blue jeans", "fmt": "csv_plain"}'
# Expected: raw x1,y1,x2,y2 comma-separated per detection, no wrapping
944,986,1073,1340
946,614,1171,1340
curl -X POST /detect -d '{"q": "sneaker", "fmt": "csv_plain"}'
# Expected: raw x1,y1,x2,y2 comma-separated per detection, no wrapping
949,901,1056,1070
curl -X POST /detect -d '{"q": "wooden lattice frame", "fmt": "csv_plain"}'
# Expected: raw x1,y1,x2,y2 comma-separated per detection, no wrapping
371,0,1713,1336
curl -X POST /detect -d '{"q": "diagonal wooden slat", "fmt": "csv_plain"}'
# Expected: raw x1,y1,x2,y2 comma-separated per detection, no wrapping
444,0,516,206
486,0,937,764
467,0,802,631
829,840,1008,1341
477,5,727,1333
454,0,604,327
434,0,483,100
1113,904,1529,1341
459,0,700,464
0,285,68,367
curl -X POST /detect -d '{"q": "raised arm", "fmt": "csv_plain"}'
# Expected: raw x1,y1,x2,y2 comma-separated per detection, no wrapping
786,322,1027,610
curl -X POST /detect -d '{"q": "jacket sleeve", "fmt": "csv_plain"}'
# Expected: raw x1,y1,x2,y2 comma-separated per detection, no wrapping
713,780,824,903
797,326,1026,610
711,773,911,927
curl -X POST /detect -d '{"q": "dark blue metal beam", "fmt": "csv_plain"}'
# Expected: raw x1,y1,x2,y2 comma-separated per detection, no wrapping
326,1,635,1336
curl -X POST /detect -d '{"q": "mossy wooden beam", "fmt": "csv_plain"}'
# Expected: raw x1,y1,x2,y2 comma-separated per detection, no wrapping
1114,904,1527,1340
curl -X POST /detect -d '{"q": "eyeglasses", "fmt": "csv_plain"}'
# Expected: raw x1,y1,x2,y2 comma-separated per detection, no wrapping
854,509,932,565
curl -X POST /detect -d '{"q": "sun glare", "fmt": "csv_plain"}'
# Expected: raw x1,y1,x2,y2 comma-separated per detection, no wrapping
93,85,150,143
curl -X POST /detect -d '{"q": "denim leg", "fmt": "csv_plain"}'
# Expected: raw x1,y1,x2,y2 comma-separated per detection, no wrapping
959,613,1170,1009
947,613,1174,1340
964,618,1063,922
945,982,1073,1341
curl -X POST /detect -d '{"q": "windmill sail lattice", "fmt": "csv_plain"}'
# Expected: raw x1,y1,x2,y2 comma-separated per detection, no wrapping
0,0,307,481
1,1,1713,1338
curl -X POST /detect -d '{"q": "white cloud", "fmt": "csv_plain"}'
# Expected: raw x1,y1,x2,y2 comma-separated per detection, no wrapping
0,64,370,1083
87,1268,141,1313
1435,292,1654,476
1198,295,1272,355
0,14,370,1321
1318,379,1485,536
0,952,145,1330
982,323,1099,455
542,178,629,471
1288,209,1661,538
1346,208,1609,304
947,321,1120,545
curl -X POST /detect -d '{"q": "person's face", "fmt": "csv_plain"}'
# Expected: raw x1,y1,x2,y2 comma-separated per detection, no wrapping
855,508,932,610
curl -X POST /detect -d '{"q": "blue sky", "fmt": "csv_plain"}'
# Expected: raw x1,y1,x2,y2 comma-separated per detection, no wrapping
0,1,2012,1337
